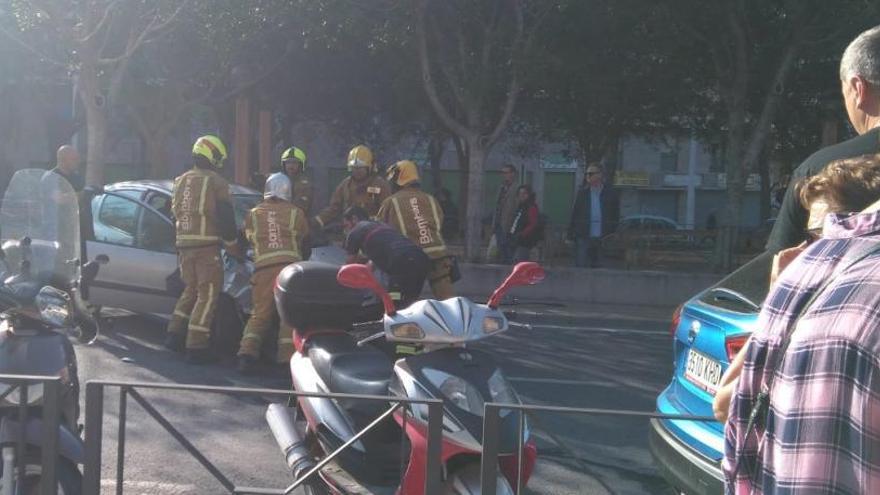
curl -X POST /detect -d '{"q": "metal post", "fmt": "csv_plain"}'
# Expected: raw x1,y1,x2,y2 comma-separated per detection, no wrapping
480,404,501,494
424,401,443,495
16,384,26,484
116,387,128,495
516,410,525,494
83,382,105,494
40,379,60,495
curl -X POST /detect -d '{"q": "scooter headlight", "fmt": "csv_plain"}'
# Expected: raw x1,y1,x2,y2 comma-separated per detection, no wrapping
423,368,484,416
390,323,424,340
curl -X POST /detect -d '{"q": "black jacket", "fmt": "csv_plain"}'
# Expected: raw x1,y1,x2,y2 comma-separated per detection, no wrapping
766,128,880,251
568,185,619,239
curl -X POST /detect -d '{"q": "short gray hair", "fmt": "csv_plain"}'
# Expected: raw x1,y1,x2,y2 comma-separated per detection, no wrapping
840,25,880,86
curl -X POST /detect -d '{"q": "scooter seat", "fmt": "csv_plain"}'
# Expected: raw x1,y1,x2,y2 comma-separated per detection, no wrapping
308,334,393,398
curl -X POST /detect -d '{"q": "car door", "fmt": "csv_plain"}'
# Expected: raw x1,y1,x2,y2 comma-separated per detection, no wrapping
85,192,180,315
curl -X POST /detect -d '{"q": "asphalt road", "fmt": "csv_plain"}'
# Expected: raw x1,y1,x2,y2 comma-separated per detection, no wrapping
72,304,678,494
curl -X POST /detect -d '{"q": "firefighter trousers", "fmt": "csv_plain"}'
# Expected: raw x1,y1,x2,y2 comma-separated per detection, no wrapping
167,245,223,350
238,264,294,363
428,256,456,300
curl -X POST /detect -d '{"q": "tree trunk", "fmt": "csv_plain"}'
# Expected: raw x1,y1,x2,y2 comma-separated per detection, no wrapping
428,132,446,191
81,96,108,187
145,130,170,179
463,136,486,262
715,105,746,272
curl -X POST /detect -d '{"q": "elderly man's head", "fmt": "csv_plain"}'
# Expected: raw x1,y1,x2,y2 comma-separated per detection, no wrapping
840,26,880,134
56,145,80,174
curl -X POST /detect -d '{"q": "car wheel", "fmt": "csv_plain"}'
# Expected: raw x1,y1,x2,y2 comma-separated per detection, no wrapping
210,293,245,358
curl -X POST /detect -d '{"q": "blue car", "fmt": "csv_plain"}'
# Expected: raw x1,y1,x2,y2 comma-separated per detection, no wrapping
649,252,773,494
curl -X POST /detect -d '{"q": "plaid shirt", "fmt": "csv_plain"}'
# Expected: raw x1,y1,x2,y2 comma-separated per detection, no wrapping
723,211,880,494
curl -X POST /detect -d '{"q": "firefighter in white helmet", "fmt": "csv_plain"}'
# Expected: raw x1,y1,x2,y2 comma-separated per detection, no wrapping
237,172,309,374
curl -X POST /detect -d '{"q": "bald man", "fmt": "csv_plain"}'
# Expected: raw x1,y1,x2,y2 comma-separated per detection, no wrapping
48,145,84,192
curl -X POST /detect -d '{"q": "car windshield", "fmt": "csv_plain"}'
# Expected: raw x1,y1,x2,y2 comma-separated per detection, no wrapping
232,194,261,228
699,250,774,313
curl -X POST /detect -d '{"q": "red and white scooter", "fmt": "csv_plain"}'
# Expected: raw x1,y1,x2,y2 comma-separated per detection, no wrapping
266,260,545,494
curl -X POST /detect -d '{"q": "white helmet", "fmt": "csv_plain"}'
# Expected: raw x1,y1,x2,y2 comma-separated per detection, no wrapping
264,172,292,202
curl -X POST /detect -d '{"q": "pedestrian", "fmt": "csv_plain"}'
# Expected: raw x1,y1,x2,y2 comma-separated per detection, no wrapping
279,146,313,215
509,184,540,263
567,163,619,268
164,135,240,364
314,145,391,229
236,173,309,374
723,153,880,493
713,155,880,425
379,160,455,300
491,164,519,264
767,25,880,251
342,206,429,309
40,145,83,283
436,188,460,241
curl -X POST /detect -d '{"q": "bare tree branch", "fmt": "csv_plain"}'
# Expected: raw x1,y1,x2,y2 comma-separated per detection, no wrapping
0,25,68,67
98,0,190,66
417,0,472,139
487,0,524,145
77,0,119,44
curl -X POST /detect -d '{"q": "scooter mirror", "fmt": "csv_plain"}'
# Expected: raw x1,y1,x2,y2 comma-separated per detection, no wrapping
487,262,546,309
336,264,396,315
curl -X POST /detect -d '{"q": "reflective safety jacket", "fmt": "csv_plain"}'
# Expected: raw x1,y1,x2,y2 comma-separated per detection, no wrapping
378,187,447,259
291,175,314,215
315,175,391,227
245,200,309,270
171,167,233,249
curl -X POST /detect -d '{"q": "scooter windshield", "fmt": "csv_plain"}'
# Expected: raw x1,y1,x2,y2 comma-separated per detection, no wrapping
1,169,81,286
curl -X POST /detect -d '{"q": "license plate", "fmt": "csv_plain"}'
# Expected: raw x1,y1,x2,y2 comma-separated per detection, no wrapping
684,349,722,395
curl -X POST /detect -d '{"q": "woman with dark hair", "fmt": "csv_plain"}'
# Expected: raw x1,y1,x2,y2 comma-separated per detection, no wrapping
509,184,539,262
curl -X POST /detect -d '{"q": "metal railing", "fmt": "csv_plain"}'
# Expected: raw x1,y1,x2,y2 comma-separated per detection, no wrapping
82,380,446,494
0,374,64,495
479,402,716,493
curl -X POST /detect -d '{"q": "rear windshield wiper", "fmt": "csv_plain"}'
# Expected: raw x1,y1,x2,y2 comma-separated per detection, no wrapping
707,288,761,312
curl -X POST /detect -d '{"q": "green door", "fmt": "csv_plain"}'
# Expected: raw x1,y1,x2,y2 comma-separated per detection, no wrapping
543,172,576,226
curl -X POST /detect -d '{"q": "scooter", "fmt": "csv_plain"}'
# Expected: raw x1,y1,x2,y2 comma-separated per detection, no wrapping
0,168,109,494
266,260,545,494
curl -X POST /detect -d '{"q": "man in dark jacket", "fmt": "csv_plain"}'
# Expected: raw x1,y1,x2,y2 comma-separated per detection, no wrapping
766,25,880,251
342,206,430,308
567,163,619,268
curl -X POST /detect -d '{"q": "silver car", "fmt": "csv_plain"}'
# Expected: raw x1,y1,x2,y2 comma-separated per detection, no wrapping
85,180,258,346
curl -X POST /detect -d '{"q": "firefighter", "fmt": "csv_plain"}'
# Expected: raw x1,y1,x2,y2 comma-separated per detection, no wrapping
280,146,313,215
313,145,391,228
379,160,456,300
164,135,239,364
237,173,308,374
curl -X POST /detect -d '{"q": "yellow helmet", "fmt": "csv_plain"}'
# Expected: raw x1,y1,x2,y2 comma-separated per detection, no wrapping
386,160,420,187
347,145,374,171
281,146,307,169
192,135,228,168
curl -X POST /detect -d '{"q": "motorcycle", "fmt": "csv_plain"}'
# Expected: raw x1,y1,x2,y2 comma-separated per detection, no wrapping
266,260,545,494
0,169,109,494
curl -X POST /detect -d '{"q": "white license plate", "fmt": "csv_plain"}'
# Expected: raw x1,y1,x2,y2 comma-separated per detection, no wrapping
684,349,722,395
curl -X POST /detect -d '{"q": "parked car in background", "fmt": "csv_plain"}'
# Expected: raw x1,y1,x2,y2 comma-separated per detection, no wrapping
649,251,772,494
601,214,690,256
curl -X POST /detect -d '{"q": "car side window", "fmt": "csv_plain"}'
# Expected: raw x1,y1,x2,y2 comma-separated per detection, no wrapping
138,207,174,253
94,194,139,247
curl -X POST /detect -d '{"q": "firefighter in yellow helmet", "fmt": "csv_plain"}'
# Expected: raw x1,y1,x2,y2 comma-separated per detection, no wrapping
237,172,309,374
280,146,313,215
164,135,240,364
313,145,391,228
378,160,456,300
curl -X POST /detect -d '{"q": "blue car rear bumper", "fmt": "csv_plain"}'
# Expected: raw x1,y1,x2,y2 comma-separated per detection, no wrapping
649,418,723,495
